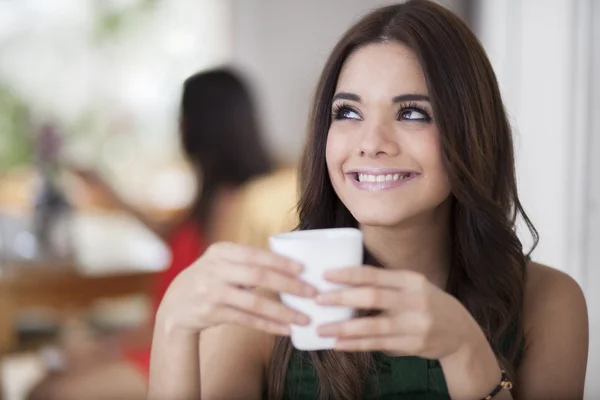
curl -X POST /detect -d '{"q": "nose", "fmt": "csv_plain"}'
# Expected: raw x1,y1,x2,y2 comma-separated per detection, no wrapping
358,121,400,158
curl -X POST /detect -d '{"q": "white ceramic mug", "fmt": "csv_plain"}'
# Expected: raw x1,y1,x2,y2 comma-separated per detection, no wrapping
269,228,363,350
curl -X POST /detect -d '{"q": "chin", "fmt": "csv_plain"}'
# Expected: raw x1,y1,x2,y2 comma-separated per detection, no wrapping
349,209,411,228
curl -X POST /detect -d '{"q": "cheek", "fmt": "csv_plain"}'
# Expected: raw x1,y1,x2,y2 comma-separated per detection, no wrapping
410,130,451,195
325,134,334,170
325,130,347,176
413,130,446,172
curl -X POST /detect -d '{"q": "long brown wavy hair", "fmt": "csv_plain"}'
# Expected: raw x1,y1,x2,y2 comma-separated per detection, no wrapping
267,1,538,398
180,68,274,225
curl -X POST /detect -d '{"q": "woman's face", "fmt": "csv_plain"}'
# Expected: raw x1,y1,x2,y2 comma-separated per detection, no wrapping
326,42,451,228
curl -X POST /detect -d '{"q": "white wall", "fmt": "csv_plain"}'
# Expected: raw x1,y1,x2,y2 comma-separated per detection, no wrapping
230,0,466,164
477,0,596,396
476,0,593,278
585,0,600,394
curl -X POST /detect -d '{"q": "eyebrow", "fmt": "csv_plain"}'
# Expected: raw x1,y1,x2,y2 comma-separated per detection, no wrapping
332,92,430,103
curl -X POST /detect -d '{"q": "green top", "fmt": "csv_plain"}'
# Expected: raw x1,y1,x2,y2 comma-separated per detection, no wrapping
282,351,449,400
278,327,521,399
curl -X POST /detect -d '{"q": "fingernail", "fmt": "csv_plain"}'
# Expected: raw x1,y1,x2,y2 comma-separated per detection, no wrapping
304,287,317,297
296,314,310,325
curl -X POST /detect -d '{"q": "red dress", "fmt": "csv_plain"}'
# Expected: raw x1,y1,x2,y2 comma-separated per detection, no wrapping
124,221,205,378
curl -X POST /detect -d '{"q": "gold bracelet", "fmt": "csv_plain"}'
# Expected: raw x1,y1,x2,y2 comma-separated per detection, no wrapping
481,370,513,400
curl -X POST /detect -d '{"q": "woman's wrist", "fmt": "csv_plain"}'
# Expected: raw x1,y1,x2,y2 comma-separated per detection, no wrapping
149,306,202,400
155,305,202,341
440,327,505,399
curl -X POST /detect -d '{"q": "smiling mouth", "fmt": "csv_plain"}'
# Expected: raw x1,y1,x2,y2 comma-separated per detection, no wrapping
345,170,420,191
351,172,417,183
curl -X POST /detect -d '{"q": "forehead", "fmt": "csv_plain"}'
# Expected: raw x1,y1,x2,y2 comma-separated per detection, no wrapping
335,42,428,97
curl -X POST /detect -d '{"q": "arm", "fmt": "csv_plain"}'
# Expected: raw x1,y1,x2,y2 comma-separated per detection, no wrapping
199,288,280,398
110,194,177,239
444,263,588,399
317,267,513,399
514,263,588,399
148,315,272,400
147,243,315,400
200,325,274,399
441,263,588,400
314,264,588,400
148,318,201,400
67,165,179,238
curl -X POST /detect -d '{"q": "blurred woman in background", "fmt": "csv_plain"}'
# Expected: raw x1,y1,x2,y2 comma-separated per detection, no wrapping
28,68,298,400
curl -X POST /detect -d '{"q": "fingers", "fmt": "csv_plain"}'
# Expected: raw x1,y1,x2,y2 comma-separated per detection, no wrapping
324,266,427,290
316,287,404,310
316,287,426,312
216,262,316,298
218,286,310,326
335,335,420,353
216,306,291,336
212,242,303,275
317,313,427,338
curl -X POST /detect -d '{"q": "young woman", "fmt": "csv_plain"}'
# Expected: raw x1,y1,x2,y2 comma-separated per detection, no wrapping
148,1,588,399
28,68,297,400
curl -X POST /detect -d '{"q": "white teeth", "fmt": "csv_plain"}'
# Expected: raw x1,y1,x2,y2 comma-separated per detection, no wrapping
357,173,412,183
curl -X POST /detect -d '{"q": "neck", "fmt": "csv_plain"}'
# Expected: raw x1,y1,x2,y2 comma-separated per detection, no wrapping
360,199,452,289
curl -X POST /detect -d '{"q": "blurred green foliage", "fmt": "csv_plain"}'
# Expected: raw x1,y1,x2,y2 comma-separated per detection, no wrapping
94,0,157,41
0,86,31,170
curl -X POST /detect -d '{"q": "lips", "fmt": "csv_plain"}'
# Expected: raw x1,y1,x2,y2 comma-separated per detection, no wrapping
345,168,420,191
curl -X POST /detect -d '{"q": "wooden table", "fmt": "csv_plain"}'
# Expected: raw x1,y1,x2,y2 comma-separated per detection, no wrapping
0,212,170,354
0,265,158,353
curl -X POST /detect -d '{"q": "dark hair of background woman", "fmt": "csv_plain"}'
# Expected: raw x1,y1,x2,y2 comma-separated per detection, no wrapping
180,68,274,225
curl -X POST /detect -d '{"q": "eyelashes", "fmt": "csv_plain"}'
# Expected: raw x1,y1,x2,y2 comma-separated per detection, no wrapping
331,101,432,123
332,102,360,120
397,101,432,123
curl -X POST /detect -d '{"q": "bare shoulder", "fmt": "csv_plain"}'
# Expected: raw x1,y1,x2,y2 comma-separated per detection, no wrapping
517,262,588,399
523,262,587,326
523,261,588,341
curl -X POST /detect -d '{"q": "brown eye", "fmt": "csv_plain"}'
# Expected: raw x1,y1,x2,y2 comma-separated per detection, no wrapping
333,105,361,120
398,107,431,122
402,110,427,121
